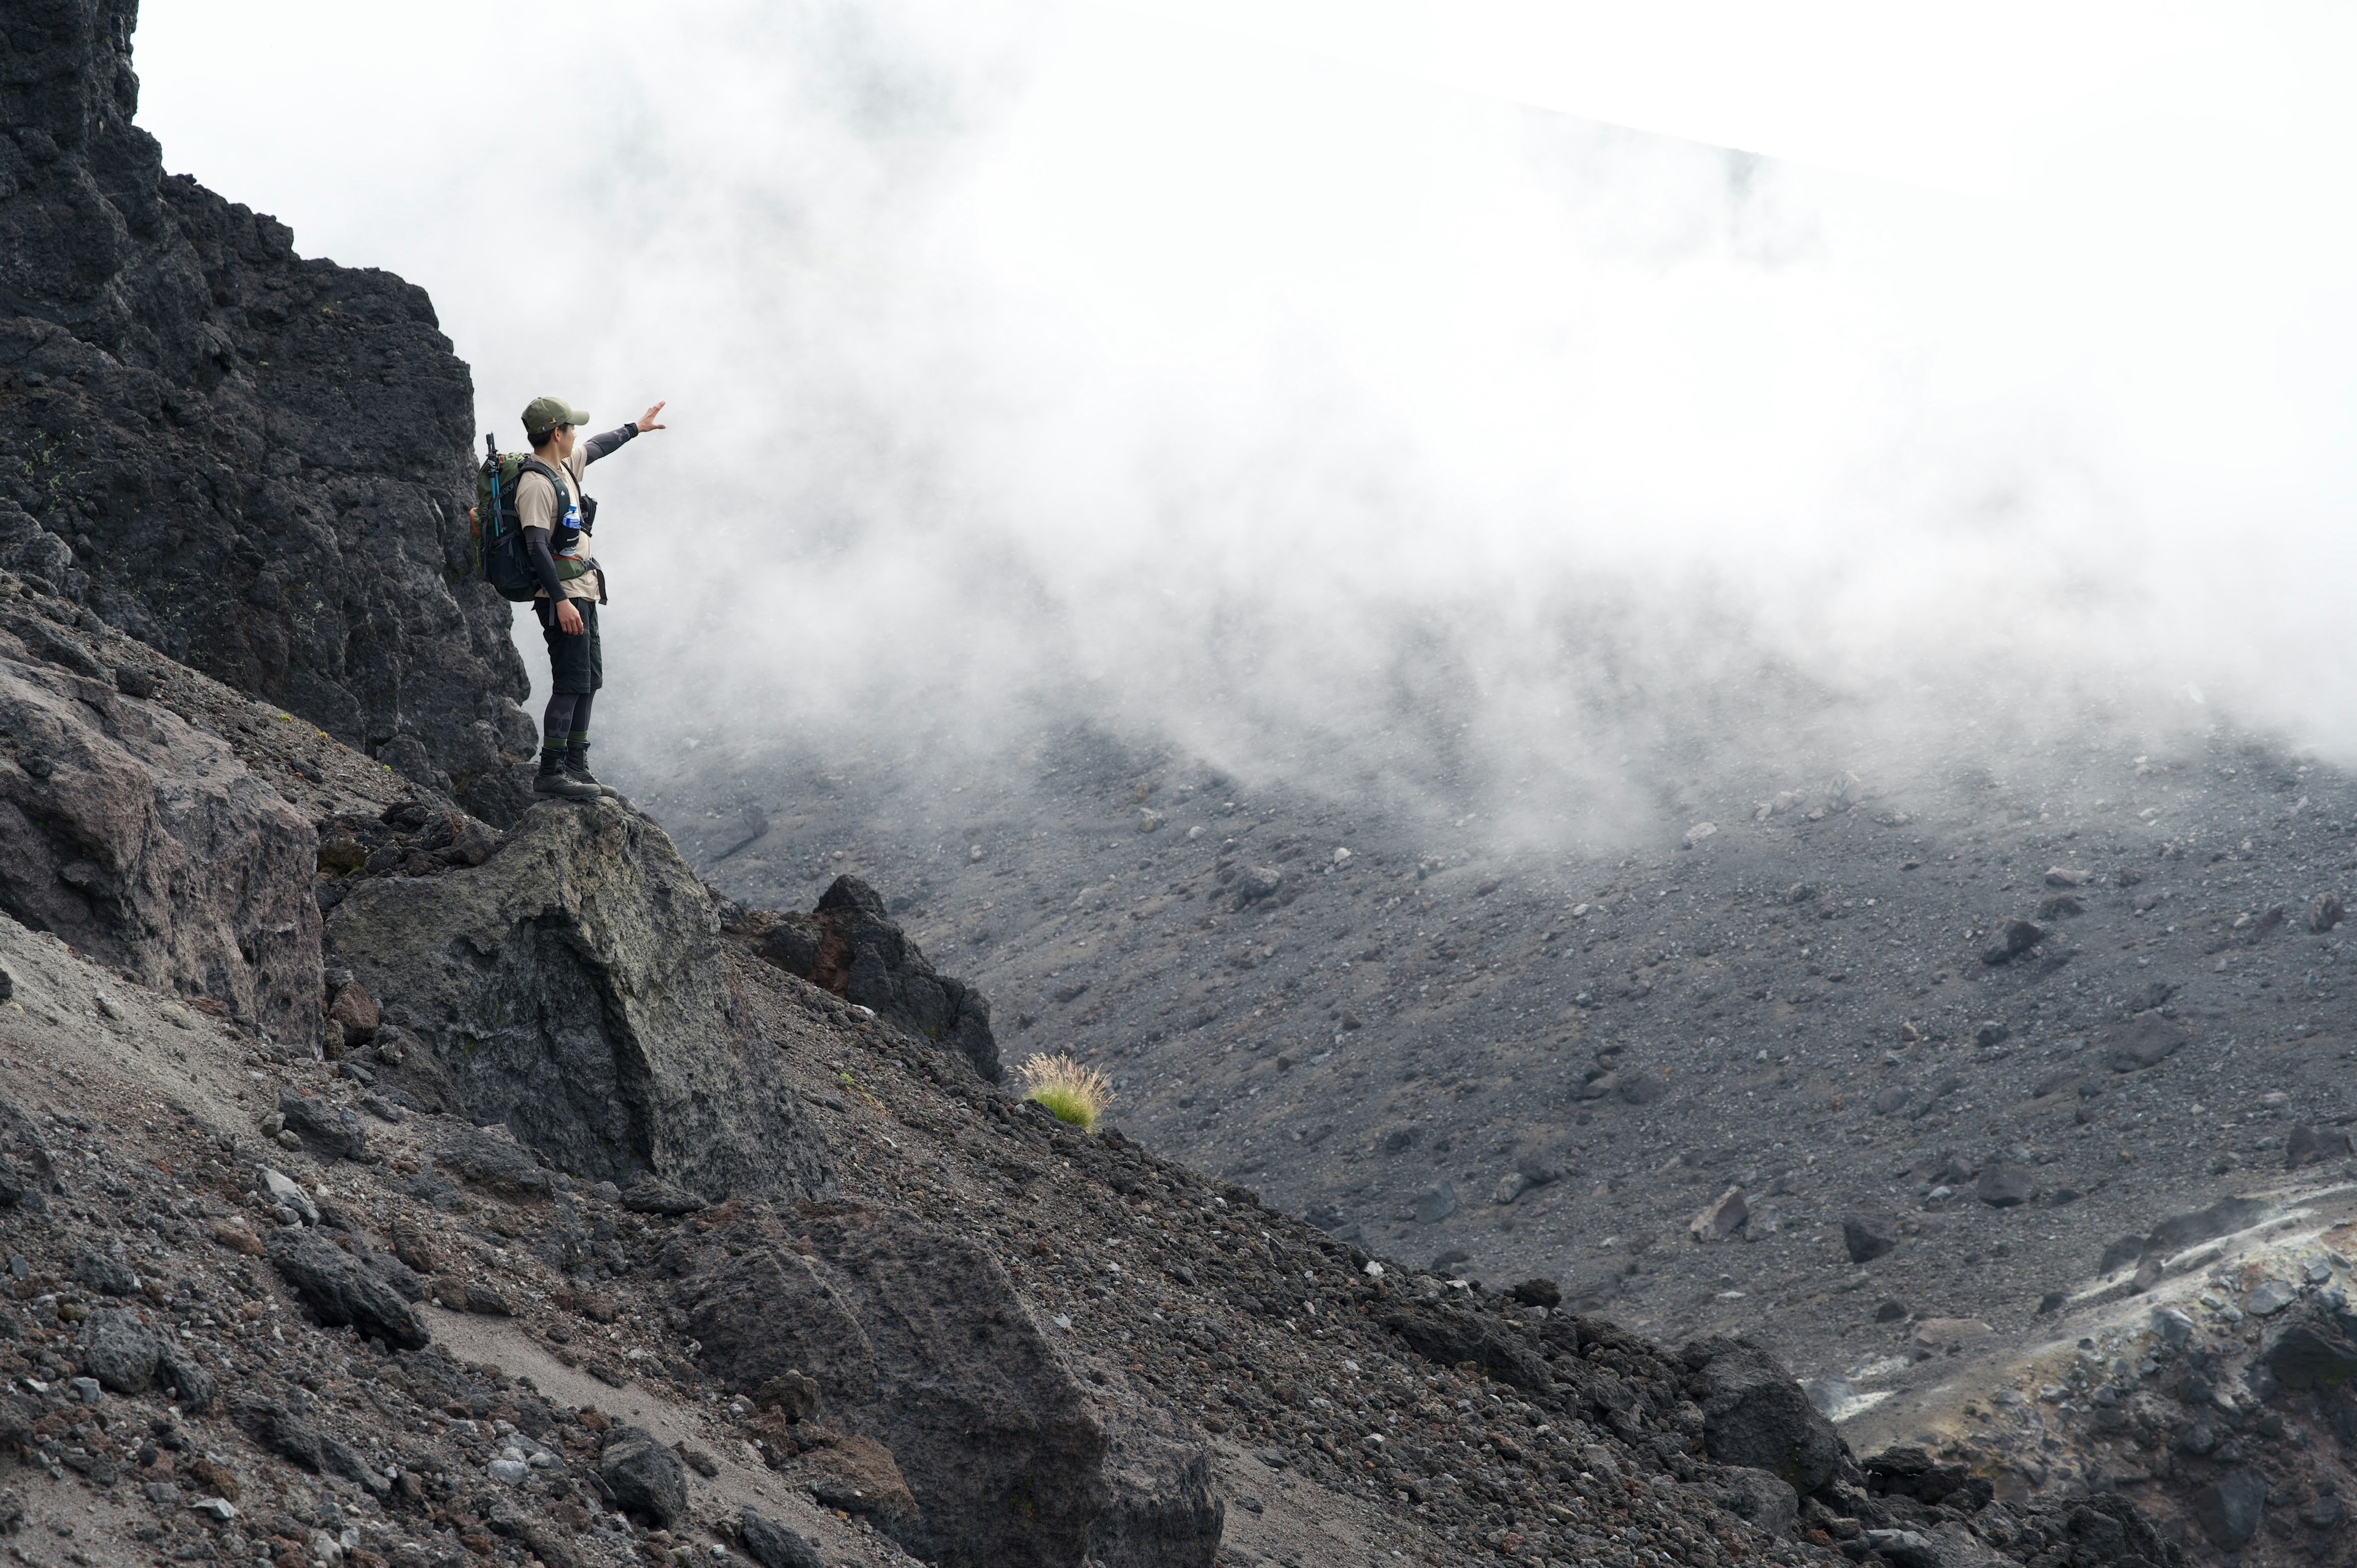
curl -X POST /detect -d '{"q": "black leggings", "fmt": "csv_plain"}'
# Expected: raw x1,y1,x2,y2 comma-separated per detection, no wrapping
543,689,596,741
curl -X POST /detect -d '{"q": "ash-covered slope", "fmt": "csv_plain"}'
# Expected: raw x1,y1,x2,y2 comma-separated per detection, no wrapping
640,717,2357,1564
0,0,534,809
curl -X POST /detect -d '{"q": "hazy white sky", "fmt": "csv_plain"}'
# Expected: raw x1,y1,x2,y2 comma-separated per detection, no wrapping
128,2,2357,822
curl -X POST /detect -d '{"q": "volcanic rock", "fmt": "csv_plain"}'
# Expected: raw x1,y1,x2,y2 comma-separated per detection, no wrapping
730,875,1000,1083
325,801,835,1200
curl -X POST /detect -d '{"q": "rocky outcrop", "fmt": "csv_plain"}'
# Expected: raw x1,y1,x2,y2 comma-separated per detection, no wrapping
729,874,1000,1083
322,799,835,1201
0,0,535,806
681,1203,1221,1568
0,601,318,1041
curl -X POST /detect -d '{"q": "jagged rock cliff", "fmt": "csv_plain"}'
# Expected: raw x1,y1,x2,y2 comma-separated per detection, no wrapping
0,0,534,811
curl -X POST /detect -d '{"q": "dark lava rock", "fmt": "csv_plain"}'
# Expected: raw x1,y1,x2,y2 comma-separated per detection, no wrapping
738,1511,824,1568
229,1395,388,1494
1974,1163,2035,1208
1843,1213,1898,1264
2286,1122,2353,1170
619,1178,706,1216
79,1308,160,1394
2100,1012,2188,1072
1509,1277,1562,1309
2263,1308,2357,1390
2189,1466,2267,1549
266,1230,429,1350
1874,1299,1909,1323
600,1424,688,1528
434,1124,553,1200
325,803,836,1202
1709,1467,1797,1534
0,9,536,797
1412,1181,1458,1223
277,1090,367,1161
0,1098,41,1213
1980,919,2045,965
72,1249,138,1296
2310,892,2346,933
1681,1335,1846,1493
1383,1305,1552,1391
681,1205,1219,1568
733,875,1001,1083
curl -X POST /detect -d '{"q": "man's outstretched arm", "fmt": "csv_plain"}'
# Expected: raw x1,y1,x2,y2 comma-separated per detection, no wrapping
584,401,667,463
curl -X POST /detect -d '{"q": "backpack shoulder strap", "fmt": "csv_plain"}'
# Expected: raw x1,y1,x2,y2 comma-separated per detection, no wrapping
514,458,573,512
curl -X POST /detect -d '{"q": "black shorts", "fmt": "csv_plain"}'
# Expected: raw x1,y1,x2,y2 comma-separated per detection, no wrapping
534,597,603,695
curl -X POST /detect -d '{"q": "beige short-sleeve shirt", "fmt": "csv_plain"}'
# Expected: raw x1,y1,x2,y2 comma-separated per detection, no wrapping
516,447,600,601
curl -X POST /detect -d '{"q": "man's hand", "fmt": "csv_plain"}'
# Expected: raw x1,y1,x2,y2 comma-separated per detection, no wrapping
555,599,584,635
636,400,667,432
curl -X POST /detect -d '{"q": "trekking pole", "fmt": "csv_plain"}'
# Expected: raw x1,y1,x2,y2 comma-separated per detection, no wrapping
484,434,503,538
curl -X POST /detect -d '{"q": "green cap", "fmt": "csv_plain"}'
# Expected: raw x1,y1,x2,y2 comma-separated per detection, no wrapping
522,395,590,440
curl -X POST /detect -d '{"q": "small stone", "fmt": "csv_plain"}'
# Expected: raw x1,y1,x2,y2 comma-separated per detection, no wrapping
1682,822,1717,846
70,1375,103,1402
325,982,379,1046
359,1094,404,1124
2151,1307,2194,1348
2286,1124,2351,1170
601,1425,688,1527
1874,1299,1908,1323
1871,1085,1909,1116
486,1459,530,1485
2310,892,2345,933
259,1167,320,1224
1908,1318,1992,1353
1974,1021,2010,1047
188,1497,238,1521
2043,867,2089,887
94,994,123,1021
2102,1013,2189,1072
1843,1213,1898,1264
1980,919,2046,966
141,1482,180,1507
207,1219,265,1256
2247,1279,2297,1316
72,1249,139,1296
1975,1164,2036,1208
1492,1172,1528,1206
618,1178,705,1216
1411,1182,1458,1224
1689,1187,1747,1243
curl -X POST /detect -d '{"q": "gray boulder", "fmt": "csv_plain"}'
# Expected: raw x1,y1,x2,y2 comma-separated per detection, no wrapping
738,1512,824,1568
277,1091,368,1162
433,1124,553,1200
0,646,319,1043
600,1425,688,1527
1709,1467,1797,1533
80,1309,160,1394
266,1231,428,1350
324,802,835,1201
2191,1467,2267,1549
1681,1336,1846,1494
682,1206,1220,1568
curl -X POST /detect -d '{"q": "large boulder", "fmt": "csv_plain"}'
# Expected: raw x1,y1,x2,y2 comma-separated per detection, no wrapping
0,2,537,801
1681,1336,1847,1494
732,875,1000,1083
680,1205,1220,1568
0,631,319,1043
323,801,835,1201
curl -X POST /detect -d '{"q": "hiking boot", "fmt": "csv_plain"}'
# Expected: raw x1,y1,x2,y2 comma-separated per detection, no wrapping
534,751,600,799
564,741,622,798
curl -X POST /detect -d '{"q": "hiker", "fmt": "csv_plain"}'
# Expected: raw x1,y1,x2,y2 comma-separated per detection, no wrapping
515,393,667,798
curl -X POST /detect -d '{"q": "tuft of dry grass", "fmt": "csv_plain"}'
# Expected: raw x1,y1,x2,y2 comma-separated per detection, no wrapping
1018,1052,1113,1130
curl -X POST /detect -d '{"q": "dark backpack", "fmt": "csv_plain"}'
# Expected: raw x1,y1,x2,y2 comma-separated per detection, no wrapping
462,436,587,601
